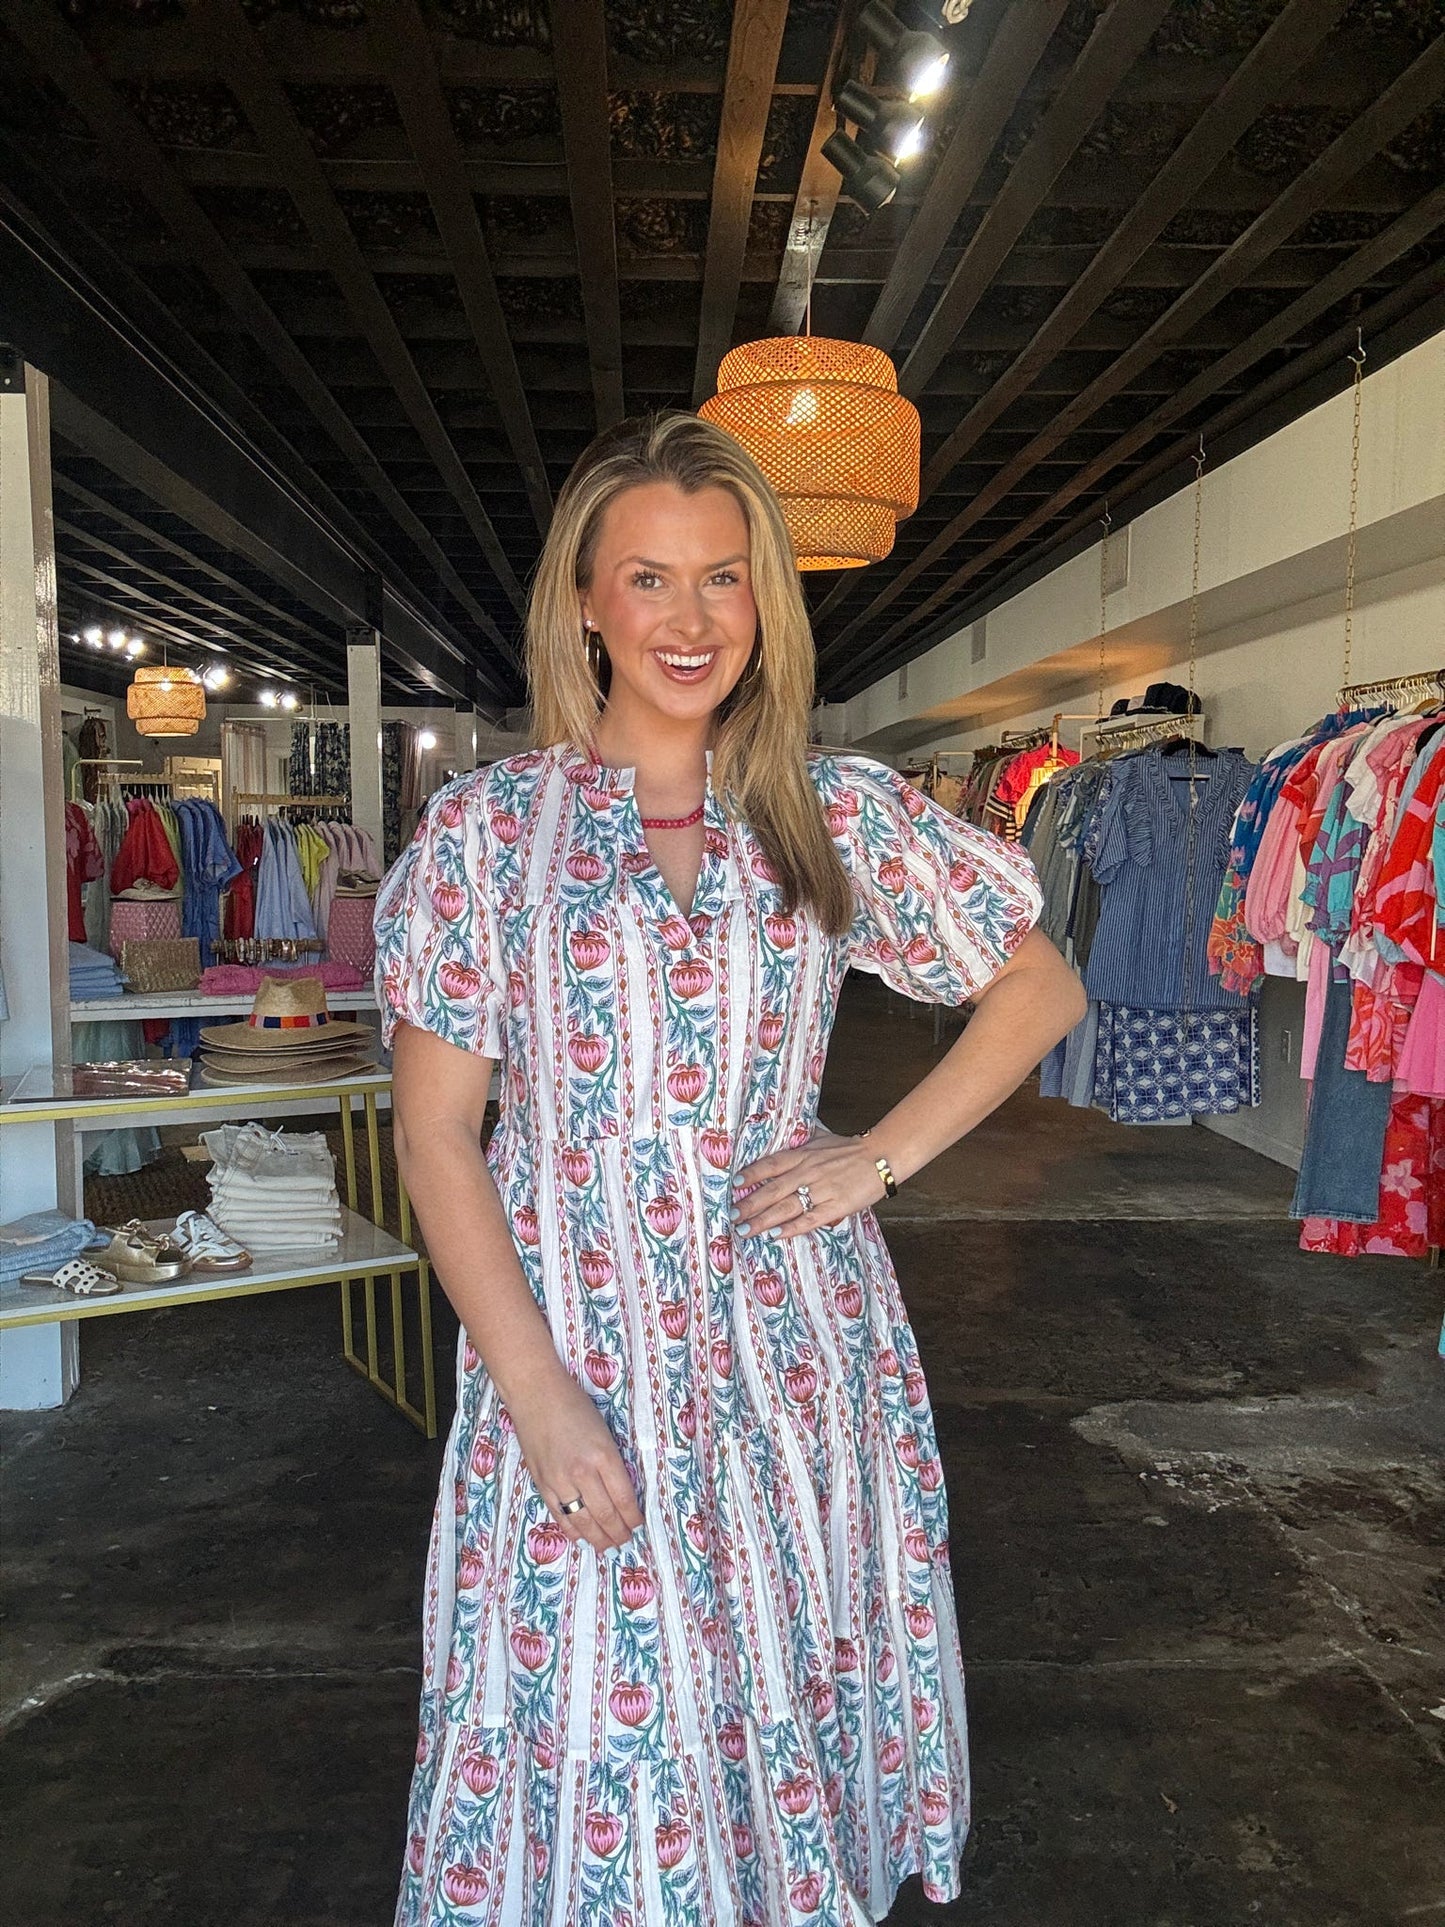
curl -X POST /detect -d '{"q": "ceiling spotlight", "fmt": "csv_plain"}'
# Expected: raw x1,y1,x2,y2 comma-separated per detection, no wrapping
821,128,900,213
258,689,278,709
125,639,145,658
107,628,128,650
418,728,437,751
279,691,300,712
202,664,230,689
858,0,951,100
83,625,103,646
836,78,928,166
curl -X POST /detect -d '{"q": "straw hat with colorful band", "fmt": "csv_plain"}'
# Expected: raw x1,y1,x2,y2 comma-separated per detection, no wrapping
199,975,369,1054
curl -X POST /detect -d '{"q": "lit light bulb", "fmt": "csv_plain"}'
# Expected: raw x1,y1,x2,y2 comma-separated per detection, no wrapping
125,639,145,658
159,674,173,693
418,728,437,751
108,628,127,650
786,387,820,427
907,50,950,100
83,626,103,646
279,691,299,712
203,666,229,689
258,689,278,709
891,118,928,164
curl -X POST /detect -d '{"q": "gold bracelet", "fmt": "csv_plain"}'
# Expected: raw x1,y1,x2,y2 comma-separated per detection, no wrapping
860,1130,900,1197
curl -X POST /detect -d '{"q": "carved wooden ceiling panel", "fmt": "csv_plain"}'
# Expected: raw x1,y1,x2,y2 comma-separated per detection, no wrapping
0,0,1440,704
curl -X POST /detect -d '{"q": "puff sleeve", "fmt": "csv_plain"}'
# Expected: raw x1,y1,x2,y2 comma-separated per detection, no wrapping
373,773,507,1059
826,755,1042,1004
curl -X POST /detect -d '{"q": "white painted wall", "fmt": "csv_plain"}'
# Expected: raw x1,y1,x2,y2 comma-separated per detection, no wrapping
837,331,1445,1172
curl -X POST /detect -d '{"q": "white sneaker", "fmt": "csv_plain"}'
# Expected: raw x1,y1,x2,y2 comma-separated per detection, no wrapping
171,1210,251,1272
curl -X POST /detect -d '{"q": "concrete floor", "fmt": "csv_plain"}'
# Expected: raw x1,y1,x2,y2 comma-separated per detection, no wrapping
2,976,1442,1925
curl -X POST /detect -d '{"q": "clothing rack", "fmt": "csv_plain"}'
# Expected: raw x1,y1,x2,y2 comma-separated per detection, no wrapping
1001,712,1063,754
232,791,350,814
1338,667,1444,710
1083,712,1208,758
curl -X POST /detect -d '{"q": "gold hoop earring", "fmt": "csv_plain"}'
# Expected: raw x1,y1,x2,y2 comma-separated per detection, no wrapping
584,624,605,685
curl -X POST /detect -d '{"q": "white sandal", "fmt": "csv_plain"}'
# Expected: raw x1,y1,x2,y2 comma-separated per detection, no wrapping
20,1257,124,1297
171,1210,251,1272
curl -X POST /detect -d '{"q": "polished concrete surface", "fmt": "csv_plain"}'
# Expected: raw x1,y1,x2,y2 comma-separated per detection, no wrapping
3,977,1442,1925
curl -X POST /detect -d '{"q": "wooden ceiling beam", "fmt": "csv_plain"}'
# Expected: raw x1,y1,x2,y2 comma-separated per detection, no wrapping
1046,257,1445,558
864,0,1070,353
898,0,1177,398
369,0,552,537
53,470,338,653
692,0,791,405
828,183,1445,692
56,514,336,672
831,255,1445,700
124,145,1417,213
115,235,1371,296
817,34,1445,669
919,0,1351,492
85,12,1400,108
767,0,855,336
0,0,511,662
553,0,626,431
202,0,525,646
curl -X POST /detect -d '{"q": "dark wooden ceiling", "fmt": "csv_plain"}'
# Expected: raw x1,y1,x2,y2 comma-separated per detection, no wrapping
1,0,1442,709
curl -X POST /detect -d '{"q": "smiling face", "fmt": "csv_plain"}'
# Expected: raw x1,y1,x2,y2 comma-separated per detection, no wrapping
578,480,759,732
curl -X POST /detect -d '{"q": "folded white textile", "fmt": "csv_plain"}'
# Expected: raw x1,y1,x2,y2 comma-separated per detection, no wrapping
208,1163,339,1194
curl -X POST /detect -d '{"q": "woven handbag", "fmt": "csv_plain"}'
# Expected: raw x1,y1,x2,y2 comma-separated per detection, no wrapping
120,937,202,993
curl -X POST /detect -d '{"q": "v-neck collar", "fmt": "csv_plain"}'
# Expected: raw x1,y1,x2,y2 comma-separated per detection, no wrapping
557,741,735,925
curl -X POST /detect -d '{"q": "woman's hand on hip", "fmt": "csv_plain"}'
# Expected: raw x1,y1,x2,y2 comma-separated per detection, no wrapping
507,1373,644,1555
731,1125,888,1241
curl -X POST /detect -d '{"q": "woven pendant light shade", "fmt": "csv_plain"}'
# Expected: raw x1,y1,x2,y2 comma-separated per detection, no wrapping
126,664,206,737
700,336,920,569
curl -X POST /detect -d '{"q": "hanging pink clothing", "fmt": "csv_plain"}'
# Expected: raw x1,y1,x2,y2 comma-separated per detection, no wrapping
1242,789,1304,953
64,803,103,942
1396,971,1445,1098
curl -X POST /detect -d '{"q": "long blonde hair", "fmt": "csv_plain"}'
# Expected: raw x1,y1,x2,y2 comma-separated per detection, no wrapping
526,411,854,936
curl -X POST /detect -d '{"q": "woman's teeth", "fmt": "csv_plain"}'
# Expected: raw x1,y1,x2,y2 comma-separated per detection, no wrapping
657,652,715,673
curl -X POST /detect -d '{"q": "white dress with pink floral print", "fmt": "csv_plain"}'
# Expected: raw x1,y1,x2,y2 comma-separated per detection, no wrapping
374,743,1041,1926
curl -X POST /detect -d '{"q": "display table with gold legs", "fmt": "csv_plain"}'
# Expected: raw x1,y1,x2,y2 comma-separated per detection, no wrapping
0,1069,437,1437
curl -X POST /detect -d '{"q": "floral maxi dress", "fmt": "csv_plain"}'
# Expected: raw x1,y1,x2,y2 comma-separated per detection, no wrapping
374,744,1042,1926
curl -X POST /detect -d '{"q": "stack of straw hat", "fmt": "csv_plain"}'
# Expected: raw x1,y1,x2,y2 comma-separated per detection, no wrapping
197,976,376,1086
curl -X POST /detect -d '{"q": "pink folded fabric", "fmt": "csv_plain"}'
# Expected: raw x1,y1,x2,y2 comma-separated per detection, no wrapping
197,962,365,995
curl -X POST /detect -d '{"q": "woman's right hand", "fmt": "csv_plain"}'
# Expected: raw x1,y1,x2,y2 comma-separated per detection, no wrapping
507,1372,644,1555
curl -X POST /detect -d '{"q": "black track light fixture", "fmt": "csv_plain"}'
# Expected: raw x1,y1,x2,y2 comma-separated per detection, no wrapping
858,0,951,101
821,128,901,213
835,77,928,166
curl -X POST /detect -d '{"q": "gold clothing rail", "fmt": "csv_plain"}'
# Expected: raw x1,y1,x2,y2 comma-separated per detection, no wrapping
1338,667,1444,709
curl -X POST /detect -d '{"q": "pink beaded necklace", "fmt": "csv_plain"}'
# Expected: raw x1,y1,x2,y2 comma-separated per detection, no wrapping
639,802,705,830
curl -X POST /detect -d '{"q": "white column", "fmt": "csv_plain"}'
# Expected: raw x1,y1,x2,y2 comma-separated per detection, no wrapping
457,704,480,772
0,367,80,1408
346,634,385,860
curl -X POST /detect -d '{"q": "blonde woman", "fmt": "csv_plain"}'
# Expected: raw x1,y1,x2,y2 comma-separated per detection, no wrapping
375,412,1084,1925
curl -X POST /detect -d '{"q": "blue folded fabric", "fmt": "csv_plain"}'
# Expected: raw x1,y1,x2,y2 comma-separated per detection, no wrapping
68,941,127,999
0,1209,101,1284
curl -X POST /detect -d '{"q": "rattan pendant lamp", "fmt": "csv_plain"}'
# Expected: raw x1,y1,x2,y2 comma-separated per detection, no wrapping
699,190,920,572
127,661,206,736
701,333,920,569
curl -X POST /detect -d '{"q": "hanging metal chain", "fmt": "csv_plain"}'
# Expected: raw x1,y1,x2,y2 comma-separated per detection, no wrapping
1181,439,1206,1013
1096,503,1111,725
1340,331,1366,694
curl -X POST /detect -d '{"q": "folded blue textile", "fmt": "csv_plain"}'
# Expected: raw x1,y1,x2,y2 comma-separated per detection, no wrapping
0,1209,101,1284
68,942,127,1000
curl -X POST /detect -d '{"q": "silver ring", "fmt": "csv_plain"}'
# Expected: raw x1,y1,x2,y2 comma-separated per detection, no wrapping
795,1184,813,1214
559,1495,586,1516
